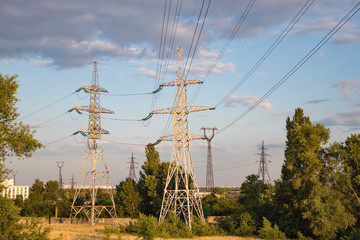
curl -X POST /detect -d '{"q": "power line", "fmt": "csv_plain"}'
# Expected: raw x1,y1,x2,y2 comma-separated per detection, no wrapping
18,92,76,120
217,1,360,135
214,0,314,108
190,0,256,105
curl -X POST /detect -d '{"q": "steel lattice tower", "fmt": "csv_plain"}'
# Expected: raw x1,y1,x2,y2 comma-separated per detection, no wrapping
70,61,116,225
57,161,64,196
128,153,138,182
201,127,217,192
257,140,271,183
151,47,214,229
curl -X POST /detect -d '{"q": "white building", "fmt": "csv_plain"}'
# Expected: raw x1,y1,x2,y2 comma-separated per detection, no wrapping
1,179,29,199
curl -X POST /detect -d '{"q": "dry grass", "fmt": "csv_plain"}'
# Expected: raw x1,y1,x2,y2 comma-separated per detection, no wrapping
45,222,261,240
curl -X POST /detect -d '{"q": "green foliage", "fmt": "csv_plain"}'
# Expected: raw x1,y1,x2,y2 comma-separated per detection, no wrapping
0,195,22,239
115,178,141,218
302,184,355,239
229,212,256,236
0,196,49,240
297,232,313,240
258,217,287,240
238,174,273,224
137,144,169,216
157,211,193,238
0,73,43,180
192,216,224,236
135,213,158,240
202,191,238,217
20,218,50,240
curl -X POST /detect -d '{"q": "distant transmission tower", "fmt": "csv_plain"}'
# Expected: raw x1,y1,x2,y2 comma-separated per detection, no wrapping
57,161,64,196
12,171,17,185
151,47,214,229
128,153,138,182
201,127,217,192
257,140,271,183
70,61,117,225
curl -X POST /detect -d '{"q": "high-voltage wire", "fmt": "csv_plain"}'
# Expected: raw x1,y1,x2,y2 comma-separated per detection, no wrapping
190,0,256,105
18,92,76,120
217,1,360,135
159,0,212,138
214,0,314,108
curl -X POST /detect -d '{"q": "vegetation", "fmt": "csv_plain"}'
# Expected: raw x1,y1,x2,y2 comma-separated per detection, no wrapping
2,75,360,240
0,73,47,239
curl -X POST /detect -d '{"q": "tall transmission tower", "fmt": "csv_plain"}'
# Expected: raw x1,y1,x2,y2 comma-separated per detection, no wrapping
57,161,64,196
257,140,271,183
201,127,217,192
128,153,138,182
151,47,215,229
70,61,117,226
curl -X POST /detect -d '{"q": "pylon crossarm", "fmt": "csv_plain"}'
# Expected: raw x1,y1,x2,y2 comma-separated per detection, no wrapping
161,79,203,87
73,106,115,114
150,107,174,115
187,106,215,113
81,85,109,93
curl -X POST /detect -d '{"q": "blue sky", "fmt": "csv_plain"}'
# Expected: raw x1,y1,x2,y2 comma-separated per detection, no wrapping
1,0,360,187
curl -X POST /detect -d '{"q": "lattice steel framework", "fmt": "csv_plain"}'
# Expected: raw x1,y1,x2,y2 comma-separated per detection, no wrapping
57,161,64,197
257,140,271,183
201,127,217,192
151,47,214,229
128,153,138,182
70,61,116,226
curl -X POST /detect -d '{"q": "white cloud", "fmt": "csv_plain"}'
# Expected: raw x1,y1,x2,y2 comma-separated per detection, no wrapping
321,109,360,127
225,94,271,110
333,79,360,99
137,67,156,78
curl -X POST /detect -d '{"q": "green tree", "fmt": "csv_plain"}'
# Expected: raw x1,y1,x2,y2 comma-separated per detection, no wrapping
238,174,273,224
274,108,354,238
0,74,43,183
137,144,169,216
116,178,141,218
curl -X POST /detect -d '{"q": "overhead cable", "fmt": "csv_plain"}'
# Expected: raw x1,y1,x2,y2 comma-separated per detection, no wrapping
214,0,314,108
217,2,360,135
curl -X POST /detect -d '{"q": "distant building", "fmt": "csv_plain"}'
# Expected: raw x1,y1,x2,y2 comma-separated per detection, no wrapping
1,179,29,199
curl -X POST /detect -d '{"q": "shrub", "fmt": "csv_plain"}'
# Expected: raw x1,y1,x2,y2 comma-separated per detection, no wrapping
192,216,225,236
157,211,193,238
135,214,158,240
258,217,287,240
297,231,313,240
229,212,256,236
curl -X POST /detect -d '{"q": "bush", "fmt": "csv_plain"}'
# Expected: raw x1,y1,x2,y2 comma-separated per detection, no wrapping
135,214,158,240
258,217,287,240
297,231,313,240
157,211,193,238
192,216,225,236
229,212,256,236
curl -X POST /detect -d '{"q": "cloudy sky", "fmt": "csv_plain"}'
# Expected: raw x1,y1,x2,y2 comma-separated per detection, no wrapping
1,0,360,187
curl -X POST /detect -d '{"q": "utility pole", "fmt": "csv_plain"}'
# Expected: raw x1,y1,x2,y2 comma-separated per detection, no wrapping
128,153,138,182
57,161,64,197
12,171,17,185
257,140,271,183
151,47,215,229
201,127,217,192
70,61,117,226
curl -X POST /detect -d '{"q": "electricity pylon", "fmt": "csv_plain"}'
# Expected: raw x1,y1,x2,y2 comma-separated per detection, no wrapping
201,127,217,192
151,47,215,229
57,161,64,196
128,153,138,182
12,171,17,185
70,61,117,226
257,140,271,183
